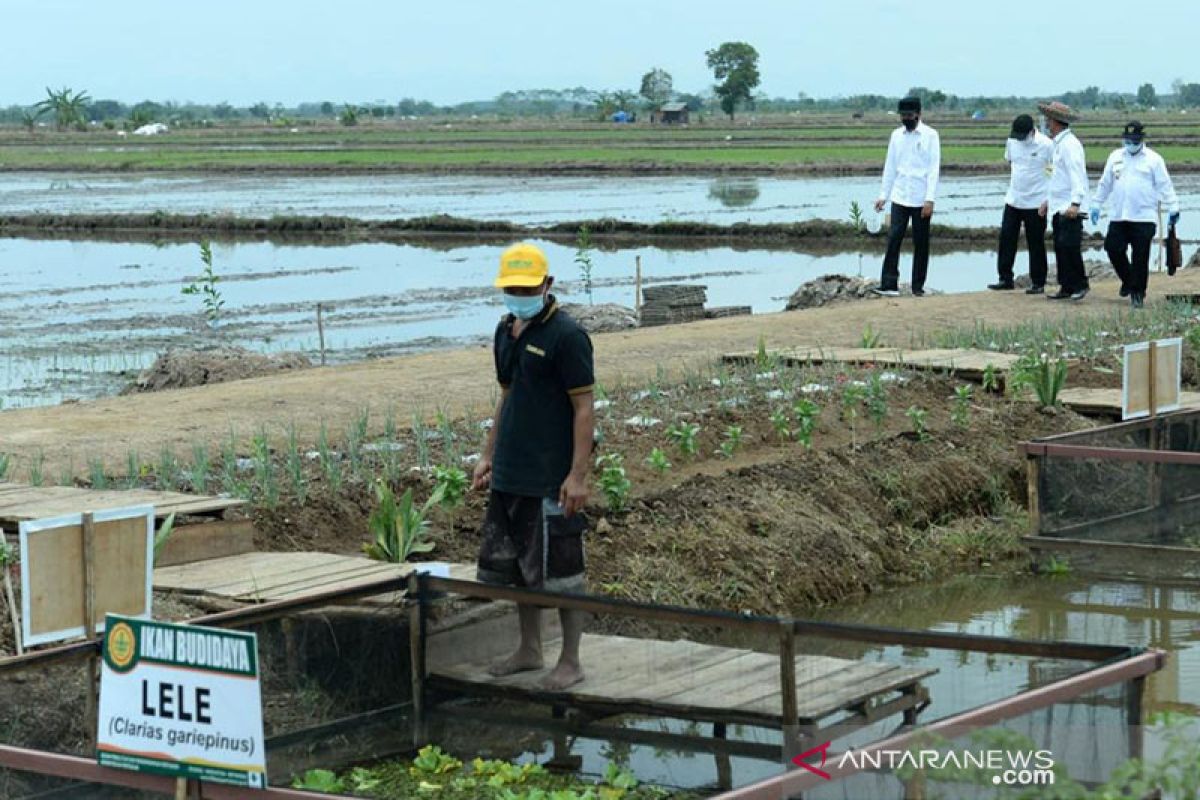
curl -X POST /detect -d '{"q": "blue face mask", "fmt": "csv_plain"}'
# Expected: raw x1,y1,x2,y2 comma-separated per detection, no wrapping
504,292,545,320
1123,140,1143,156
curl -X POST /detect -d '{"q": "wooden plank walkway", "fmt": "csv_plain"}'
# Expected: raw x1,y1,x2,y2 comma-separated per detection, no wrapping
0,482,242,531
1058,387,1200,417
429,632,935,729
723,347,1022,380
153,551,475,603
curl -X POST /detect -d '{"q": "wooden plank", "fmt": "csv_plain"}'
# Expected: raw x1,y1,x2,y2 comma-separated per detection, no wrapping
684,655,861,718
574,639,740,697
795,667,934,720
1058,387,1200,417
243,564,410,602
0,485,241,524
154,519,256,568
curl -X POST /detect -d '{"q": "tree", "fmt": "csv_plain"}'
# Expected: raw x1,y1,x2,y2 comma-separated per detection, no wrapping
639,68,673,108
1180,83,1200,107
34,86,91,130
320,101,334,116
705,42,760,120
1137,83,1157,108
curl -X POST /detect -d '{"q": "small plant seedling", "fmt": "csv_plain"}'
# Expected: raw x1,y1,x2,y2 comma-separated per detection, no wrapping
981,363,1000,393
906,405,929,441
666,421,701,458
865,372,888,430
793,398,820,448
431,465,468,507
717,425,744,459
860,324,883,349
770,407,793,441
755,333,775,370
574,225,595,304
952,384,973,427
292,769,345,793
181,241,225,325
841,384,867,448
645,447,672,473
848,200,867,233
596,453,632,512
0,453,10,481
1032,356,1068,408
1041,555,1072,576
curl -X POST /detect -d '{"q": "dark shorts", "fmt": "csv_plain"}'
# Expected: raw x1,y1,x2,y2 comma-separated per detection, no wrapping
476,490,587,593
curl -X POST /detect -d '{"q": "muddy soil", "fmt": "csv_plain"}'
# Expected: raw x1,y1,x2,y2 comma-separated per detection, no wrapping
125,347,313,393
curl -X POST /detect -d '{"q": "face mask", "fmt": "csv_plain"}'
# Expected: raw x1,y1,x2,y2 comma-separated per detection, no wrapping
902,117,918,132
1123,140,1143,156
504,292,545,320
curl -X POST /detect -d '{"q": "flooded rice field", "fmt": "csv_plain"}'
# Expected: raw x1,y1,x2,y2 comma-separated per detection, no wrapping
0,237,1004,408
2,172,1198,236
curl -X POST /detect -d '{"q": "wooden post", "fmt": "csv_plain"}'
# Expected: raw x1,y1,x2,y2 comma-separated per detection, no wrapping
81,511,99,749
1026,455,1042,536
174,778,189,800
2,562,21,656
1148,341,1163,514
408,571,427,750
1126,675,1145,761
1156,206,1165,273
635,256,642,312
779,622,799,768
316,303,327,366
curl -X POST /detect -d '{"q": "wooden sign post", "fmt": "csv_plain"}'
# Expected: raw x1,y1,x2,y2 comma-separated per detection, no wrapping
1122,337,1182,421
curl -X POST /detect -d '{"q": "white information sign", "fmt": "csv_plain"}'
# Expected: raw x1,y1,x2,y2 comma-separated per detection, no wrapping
97,614,267,788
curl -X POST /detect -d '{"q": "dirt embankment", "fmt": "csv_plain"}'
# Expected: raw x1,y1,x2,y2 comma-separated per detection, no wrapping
0,212,1030,250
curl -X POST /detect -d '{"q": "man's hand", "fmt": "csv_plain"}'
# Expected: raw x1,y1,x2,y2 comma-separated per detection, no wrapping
558,472,589,517
921,201,934,219
1038,201,1048,218
874,199,886,213
1065,204,1079,220
472,457,492,492
1169,211,1181,227
1090,207,1101,226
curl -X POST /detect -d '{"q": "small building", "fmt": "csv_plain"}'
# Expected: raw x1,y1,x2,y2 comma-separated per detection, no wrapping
654,102,690,125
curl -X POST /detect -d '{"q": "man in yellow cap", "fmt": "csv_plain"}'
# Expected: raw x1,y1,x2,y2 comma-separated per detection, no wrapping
472,242,595,691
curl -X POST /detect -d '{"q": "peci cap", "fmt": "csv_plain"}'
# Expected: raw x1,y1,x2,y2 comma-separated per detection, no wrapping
1122,120,1146,142
495,243,549,288
898,96,921,114
1037,100,1078,124
1009,114,1035,139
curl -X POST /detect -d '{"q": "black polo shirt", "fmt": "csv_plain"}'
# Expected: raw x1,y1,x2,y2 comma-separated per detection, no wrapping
491,298,594,498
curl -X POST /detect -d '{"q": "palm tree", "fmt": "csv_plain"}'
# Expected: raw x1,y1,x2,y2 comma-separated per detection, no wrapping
34,86,91,130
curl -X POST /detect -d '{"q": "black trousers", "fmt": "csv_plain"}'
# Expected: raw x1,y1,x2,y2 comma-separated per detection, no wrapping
997,204,1048,286
880,202,930,291
1051,213,1087,293
1105,221,1157,295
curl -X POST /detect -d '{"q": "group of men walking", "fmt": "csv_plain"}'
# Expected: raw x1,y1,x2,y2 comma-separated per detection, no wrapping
873,97,1181,308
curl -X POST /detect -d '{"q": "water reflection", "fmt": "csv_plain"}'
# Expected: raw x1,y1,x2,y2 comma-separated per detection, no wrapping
707,178,761,209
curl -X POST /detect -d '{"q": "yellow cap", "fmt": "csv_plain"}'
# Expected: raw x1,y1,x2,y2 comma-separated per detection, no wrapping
495,243,549,288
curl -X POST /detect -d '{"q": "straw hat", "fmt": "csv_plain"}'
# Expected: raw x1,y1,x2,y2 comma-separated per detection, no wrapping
1037,101,1078,124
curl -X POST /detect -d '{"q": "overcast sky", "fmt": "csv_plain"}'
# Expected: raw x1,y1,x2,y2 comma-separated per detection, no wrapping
0,0,1194,106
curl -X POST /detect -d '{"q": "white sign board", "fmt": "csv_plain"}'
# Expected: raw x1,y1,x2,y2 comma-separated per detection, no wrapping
19,505,154,647
1122,337,1182,420
97,614,267,788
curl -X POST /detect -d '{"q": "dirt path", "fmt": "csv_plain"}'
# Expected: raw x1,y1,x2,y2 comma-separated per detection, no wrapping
4,270,1199,475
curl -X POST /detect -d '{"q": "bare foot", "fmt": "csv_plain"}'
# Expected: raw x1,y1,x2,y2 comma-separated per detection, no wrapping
539,660,585,691
487,650,543,677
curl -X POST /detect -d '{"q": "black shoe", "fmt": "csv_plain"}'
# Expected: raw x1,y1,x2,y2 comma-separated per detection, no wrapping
1131,293,1144,309
1119,284,1130,298
1025,285,1045,295
912,288,926,297
1047,289,1073,300
1070,287,1089,301
988,281,1015,291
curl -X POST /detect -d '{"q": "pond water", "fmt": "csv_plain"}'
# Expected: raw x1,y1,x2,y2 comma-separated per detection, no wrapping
2,172,1198,238
0,237,1008,407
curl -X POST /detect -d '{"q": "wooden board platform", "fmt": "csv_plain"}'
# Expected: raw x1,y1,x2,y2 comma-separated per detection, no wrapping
723,347,1022,380
1058,387,1200,417
429,632,935,728
0,482,242,531
154,551,475,603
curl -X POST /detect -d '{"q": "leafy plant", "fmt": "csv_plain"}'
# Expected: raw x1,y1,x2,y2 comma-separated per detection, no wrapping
769,407,793,441
431,465,468,507
363,482,444,563
250,432,278,508
981,363,1000,393
34,85,91,130
717,425,743,459
906,405,929,441
840,383,867,448
793,398,820,448
188,443,211,494
1032,356,1069,408
860,324,883,348
0,452,9,481
596,453,632,512
410,745,462,776
29,450,45,487
317,421,342,490
952,384,973,427
292,769,345,792
88,458,108,489
339,104,359,126
0,539,14,568
181,241,225,325
574,225,595,304
1041,555,1072,575
848,200,867,233
666,421,701,458
865,372,888,430
645,447,671,473
284,426,305,502
754,334,775,370
153,513,176,562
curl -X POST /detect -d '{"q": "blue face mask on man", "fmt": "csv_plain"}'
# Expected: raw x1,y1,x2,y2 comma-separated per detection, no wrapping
1123,139,1143,156
504,292,546,320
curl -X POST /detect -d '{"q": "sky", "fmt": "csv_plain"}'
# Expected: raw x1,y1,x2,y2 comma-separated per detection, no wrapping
0,0,1195,107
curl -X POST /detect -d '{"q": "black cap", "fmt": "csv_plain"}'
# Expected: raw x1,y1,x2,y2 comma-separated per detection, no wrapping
1009,114,1034,139
1123,120,1146,141
898,96,921,114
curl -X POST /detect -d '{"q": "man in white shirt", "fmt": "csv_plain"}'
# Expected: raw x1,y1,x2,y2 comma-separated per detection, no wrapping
1090,121,1181,309
989,114,1054,293
1039,101,1089,301
872,96,940,297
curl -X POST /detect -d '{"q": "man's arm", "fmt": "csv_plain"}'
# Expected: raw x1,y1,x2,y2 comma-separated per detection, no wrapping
472,387,508,491
922,130,940,218
1067,141,1088,217
1155,155,1181,214
558,391,594,517
876,131,897,211
1092,154,1115,211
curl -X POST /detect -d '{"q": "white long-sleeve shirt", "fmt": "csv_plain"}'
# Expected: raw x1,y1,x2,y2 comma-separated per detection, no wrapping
1004,131,1054,209
878,122,940,208
1047,128,1088,216
1092,145,1180,223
